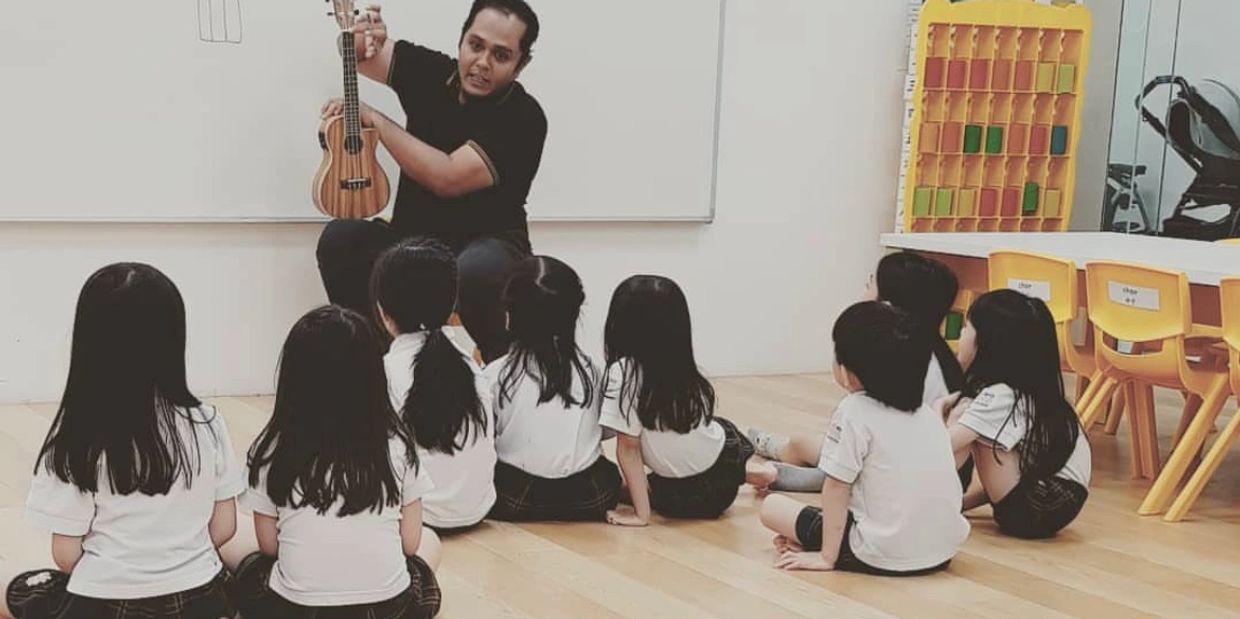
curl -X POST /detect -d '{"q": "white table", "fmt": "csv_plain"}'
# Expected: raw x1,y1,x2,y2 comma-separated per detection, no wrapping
880,232,1240,324
880,232,1240,287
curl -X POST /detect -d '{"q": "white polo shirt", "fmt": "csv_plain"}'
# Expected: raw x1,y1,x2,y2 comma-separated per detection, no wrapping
597,361,725,479
384,331,497,529
241,438,434,607
25,406,246,599
484,353,604,478
923,355,951,405
817,393,970,571
958,383,1092,487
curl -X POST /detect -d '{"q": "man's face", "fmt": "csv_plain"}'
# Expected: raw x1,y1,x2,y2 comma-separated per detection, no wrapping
458,8,527,99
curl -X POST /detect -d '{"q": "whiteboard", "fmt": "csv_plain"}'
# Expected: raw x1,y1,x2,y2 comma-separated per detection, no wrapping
0,0,724,222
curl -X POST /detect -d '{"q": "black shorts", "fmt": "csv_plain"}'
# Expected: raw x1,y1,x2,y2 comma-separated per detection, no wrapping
794,508,951,577
229,552,441,619
6,569,232,619
992,475,1088,539
489,455,622,522
648,417,756,519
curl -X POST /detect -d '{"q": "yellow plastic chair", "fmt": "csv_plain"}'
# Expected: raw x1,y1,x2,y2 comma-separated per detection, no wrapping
1078,261,1230,515
987,251,1097,399
1164,277,1240,521
1217,239,1240,246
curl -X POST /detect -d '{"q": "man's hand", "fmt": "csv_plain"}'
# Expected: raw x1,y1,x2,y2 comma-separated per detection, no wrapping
321,98,381,127
346,4,386,59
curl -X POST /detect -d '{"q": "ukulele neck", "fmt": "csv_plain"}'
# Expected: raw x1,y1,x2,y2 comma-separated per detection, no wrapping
340,31,363,153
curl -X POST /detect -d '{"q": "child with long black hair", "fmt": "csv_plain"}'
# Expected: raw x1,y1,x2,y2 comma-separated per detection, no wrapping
485,256,621,522
748,252,966,491
760,302,969,574
227,306,442,618
3,264,243,619
372,238,497,533
943,289,1091,539
600,275,762,526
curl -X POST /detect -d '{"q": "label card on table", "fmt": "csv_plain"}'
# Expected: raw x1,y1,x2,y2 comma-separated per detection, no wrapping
1108,282,1161,311
1008,278,1051,302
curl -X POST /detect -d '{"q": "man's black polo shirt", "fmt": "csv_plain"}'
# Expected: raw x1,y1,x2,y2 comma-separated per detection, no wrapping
386,40,547,240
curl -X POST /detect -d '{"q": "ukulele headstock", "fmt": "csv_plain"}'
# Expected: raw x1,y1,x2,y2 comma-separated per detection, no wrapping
328,0,358,31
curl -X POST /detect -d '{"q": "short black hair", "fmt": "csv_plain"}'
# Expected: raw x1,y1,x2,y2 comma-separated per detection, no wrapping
462,0,540,65
832,301,929,413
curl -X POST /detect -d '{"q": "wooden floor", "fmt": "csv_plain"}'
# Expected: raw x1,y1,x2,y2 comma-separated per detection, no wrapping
2,375,1238,618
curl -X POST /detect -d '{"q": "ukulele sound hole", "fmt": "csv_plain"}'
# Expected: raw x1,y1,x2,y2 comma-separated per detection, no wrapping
344,134,363,154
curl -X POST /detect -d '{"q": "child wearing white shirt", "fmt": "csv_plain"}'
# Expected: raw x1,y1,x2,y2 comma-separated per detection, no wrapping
485,256,621,521
747,252,968,492
3,264,243,619
227,306,443,619
760,302,969,575
373,239,497,533
942,290,1091,539
598,275,761,526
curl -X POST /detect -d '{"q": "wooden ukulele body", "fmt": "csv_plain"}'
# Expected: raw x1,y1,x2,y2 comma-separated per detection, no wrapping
312,115,391,219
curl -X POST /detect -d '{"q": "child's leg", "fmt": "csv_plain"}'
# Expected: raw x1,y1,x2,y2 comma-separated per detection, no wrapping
759,494,808,542
747,428,824,466
218,512,260,572
416,527,442,571
771,464,829,493
785,433,825,467
745,460,778,488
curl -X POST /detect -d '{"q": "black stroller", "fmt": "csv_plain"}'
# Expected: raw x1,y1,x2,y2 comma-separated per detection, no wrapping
1137,75,1240,240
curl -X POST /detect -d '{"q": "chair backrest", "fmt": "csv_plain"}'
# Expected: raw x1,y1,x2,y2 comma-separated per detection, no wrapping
1221,277,1240,396
988,250,1093,377
1085,261,1192,386
988,250,1077,323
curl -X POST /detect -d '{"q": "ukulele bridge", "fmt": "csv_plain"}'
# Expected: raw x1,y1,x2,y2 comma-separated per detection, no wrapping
339,178,373,190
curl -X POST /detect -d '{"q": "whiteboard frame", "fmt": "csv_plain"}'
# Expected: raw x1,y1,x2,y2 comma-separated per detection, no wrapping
1,1,727,225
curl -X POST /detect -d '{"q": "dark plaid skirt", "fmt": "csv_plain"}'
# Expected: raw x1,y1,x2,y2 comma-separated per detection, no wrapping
229,553,441,619
992,475,1088,539
794,509,950,577
489,455,621,522
647,417,756,519
5,569,232,619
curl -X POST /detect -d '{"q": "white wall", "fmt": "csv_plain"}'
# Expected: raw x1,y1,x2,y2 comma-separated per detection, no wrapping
1069,0,1123,231
0,0,908,404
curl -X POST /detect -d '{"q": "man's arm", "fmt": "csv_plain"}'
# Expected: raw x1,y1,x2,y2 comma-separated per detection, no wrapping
367,108,496,198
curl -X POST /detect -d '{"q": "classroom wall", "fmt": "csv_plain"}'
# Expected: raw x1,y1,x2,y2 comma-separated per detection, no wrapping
1068,0,1122,231
0,0,906,403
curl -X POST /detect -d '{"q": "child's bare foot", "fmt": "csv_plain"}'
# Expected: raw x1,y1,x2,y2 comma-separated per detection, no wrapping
746,460,778,491
772,535,804,553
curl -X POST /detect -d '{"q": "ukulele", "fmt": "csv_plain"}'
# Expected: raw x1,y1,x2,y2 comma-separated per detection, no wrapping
313,0,391,219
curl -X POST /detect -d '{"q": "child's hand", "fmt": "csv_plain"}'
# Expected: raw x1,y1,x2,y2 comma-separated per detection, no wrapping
606,506,648,527
946,397,973,426
772,535,804,553
934,392,961,421
775,550,835,571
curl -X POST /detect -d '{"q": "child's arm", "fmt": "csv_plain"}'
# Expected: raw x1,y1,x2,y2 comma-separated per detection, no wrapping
609,434,651,526
50,534,84,573
775,476,850,571
208,498,238,548
254,512,279,557
399,500,425,557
